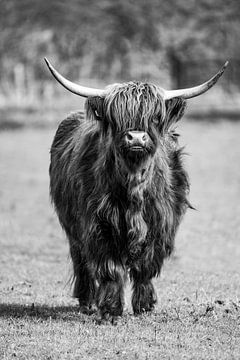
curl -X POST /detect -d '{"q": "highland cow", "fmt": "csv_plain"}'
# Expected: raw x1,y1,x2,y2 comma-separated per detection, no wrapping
45,58,227,322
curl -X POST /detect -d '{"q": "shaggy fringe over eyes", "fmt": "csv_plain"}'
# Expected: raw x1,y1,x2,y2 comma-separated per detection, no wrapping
103,82,166,132
84,84,187,137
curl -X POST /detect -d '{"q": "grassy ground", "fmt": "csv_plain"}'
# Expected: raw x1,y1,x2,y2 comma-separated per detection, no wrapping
0,119,240,359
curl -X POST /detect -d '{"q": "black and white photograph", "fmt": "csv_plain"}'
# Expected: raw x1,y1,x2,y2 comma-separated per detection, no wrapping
0,0,239,359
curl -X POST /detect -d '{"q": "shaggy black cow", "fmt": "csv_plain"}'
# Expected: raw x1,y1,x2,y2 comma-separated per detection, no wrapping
45,58,227,322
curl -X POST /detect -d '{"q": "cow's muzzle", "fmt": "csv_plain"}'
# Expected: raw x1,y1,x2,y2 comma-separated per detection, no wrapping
124,131,150,151
118,131,155,173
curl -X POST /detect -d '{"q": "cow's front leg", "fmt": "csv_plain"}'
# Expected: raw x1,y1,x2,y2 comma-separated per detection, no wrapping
69,241,96,315
95,260,126,323
130,268,157,315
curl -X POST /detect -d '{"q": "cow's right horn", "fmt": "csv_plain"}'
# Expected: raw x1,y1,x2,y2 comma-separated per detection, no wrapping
44,58,106,98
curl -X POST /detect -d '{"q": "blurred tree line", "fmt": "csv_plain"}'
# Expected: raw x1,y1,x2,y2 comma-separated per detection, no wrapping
0,0,239,105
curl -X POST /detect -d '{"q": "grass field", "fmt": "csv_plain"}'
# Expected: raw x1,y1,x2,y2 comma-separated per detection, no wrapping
0,119,240,359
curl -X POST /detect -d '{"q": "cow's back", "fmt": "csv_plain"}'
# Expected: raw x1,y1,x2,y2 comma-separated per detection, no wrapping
49,111,87,234
49,110,101,239
50,111,85,152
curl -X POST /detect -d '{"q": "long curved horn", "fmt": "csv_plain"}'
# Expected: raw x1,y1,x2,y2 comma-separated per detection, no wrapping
44,58,106,98
163,61,229,100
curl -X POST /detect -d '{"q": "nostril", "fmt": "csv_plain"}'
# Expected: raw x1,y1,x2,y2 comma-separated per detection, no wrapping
126,133,133,141
126,131,149,145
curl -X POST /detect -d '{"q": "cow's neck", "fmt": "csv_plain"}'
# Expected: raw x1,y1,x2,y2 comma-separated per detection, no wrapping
115,154,154,191
123,161,154,261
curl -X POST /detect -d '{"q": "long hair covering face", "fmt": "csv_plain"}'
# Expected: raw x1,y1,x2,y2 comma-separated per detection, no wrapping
103,82,166,133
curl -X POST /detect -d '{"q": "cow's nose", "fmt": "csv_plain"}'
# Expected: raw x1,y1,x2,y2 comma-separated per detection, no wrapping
125,131,149,146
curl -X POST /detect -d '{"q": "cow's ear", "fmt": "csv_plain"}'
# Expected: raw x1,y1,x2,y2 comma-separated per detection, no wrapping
164,97,187,128
86,96,104,121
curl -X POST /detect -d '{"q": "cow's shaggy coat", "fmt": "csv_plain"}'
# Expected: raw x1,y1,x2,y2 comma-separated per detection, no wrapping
50,82,191,320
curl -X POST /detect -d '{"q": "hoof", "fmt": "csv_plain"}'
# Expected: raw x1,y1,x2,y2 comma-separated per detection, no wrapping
95,311,120,325
79,304,97,315
133,306,154,315
133,302,156,315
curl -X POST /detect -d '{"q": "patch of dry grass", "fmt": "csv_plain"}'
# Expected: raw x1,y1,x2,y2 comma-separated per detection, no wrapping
0,121,240,359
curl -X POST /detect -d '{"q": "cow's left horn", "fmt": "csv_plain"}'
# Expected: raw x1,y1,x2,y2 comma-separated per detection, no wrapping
163,61,229,100
44,58,106,98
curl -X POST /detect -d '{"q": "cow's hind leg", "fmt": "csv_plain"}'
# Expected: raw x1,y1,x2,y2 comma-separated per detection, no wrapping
96,261,126,323
130,268,157,315
70,243,96,314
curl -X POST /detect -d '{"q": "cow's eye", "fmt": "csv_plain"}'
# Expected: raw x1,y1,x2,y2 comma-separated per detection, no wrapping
94,110,101,120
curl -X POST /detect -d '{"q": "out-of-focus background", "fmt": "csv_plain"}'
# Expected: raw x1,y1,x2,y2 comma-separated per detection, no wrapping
0,0,240,127
1,1,240,359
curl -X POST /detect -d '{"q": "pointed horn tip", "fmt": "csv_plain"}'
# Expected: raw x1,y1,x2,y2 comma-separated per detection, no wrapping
223,60,229,70
216,61,229,79
44,57,52,69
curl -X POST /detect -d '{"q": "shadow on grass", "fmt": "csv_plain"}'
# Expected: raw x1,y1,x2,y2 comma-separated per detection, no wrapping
0,303,91,322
